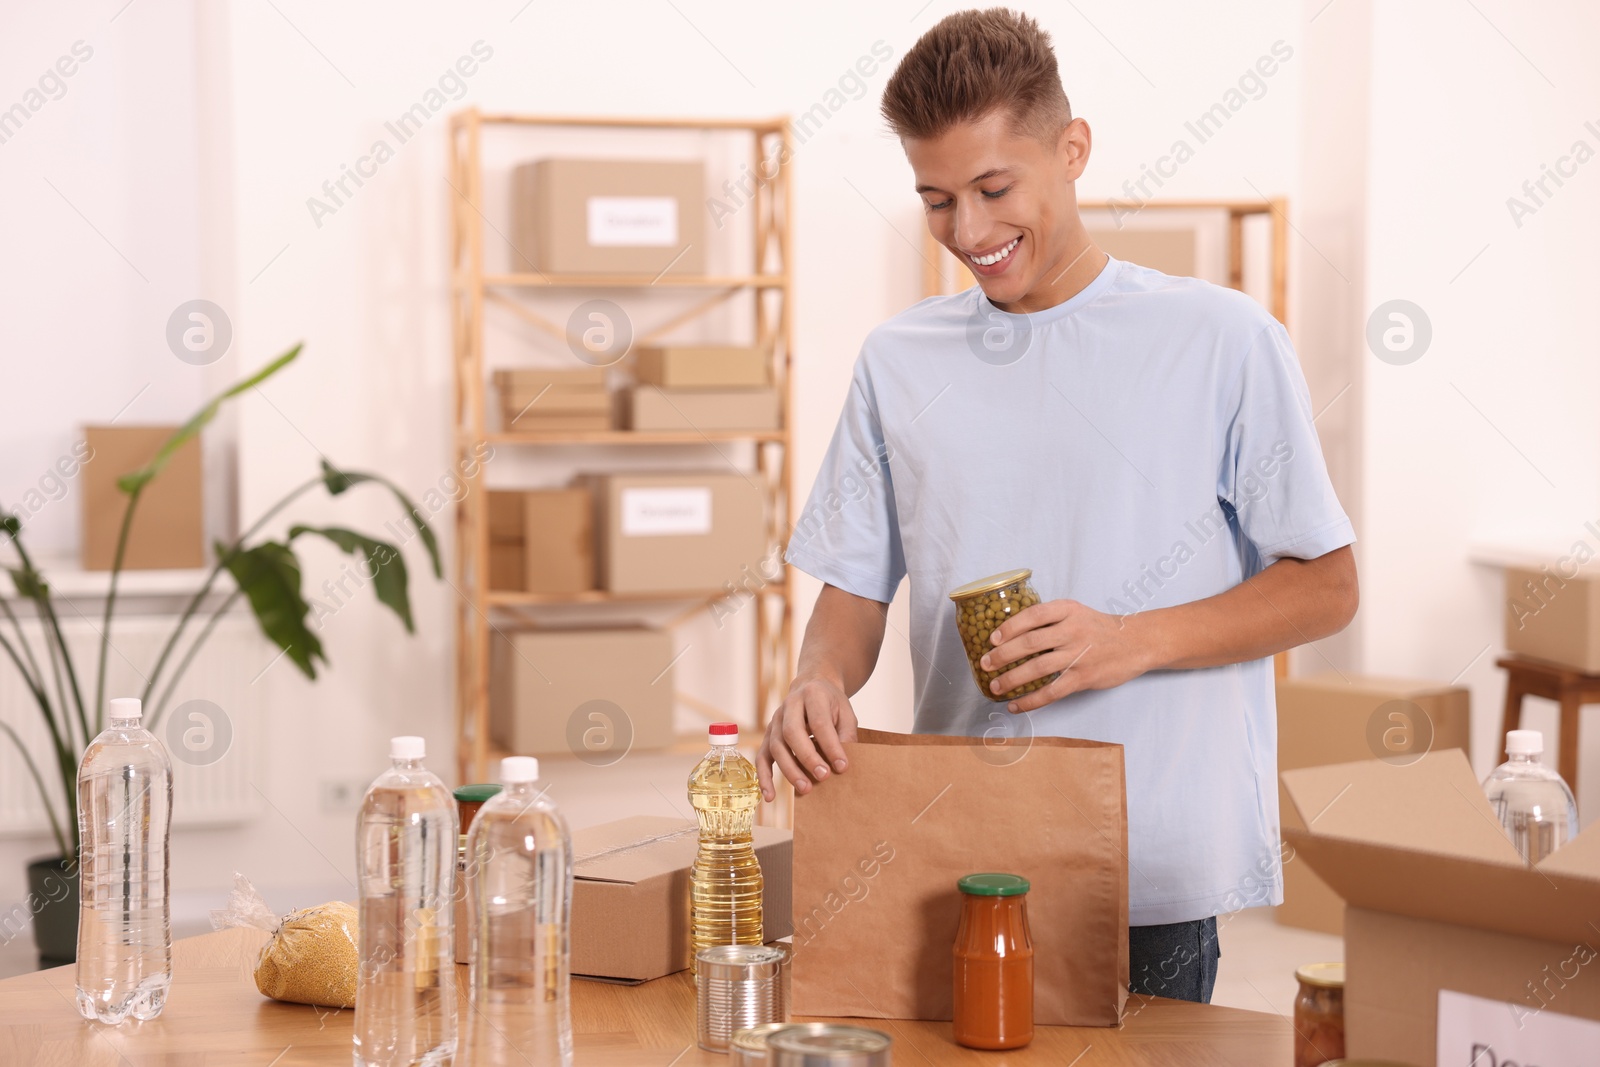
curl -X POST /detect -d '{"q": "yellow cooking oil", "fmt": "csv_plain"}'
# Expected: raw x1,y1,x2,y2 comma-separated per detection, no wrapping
688,723,764,973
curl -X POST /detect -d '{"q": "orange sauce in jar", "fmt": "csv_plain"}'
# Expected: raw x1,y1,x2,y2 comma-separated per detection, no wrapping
952,873,1034,1050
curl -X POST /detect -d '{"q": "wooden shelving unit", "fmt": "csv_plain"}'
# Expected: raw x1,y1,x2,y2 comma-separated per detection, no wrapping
447,110,795,784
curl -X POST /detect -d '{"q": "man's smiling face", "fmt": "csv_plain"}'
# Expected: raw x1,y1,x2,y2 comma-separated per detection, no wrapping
905,109,1093,312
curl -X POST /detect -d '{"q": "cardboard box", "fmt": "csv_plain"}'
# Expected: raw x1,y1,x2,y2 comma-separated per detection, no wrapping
1086,228,1198,277
494,368,613,431
571,815,793,981
633,345,769,388
588,471,768,595
488,488,595,595
1282,751,1600,1067
510,159,705,276
627,386,781,432
488,542,525,592
1275,672,1471,935
489,626,674,755
533,488,594,594
82,425,203,571
1504,565,1600,672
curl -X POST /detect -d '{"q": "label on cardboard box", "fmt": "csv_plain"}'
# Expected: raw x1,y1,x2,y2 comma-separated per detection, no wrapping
620,487,711,537
587,196,678,247
1437,989,1600,1066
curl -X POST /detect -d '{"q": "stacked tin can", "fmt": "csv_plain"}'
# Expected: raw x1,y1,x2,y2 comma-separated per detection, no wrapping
695,944,791,1051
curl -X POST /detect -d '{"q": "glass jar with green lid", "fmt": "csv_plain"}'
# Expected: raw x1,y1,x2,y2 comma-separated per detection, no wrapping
952,872,1034,1050
949,569,1057,702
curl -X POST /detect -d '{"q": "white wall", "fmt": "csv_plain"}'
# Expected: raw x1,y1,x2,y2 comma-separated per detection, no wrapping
2,0,1316,919
1299,0,1600,817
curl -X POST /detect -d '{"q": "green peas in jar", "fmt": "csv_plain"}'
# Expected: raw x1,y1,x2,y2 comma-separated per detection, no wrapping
948,569,1059,703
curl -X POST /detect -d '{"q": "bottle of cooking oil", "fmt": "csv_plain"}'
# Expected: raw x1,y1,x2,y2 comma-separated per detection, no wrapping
688,722,763,972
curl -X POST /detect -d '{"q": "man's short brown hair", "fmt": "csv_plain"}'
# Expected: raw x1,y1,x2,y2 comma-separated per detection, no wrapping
881,8,1072,145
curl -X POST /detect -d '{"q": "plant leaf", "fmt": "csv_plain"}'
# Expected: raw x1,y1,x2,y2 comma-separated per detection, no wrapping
7,566,47,601
1,512,19,539
288,525,413,633
219,540,325,679
118,344,303,495
318,460,442,579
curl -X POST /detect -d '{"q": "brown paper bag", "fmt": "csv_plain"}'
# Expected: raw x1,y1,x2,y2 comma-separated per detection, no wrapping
790,727,1129,1026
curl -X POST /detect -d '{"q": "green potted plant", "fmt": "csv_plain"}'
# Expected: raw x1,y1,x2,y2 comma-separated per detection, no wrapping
0,345,442,963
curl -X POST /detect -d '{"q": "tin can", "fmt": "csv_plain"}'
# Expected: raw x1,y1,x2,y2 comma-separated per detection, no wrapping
696,944,790,1052
731,1022,795,1067
766,1023,892,1067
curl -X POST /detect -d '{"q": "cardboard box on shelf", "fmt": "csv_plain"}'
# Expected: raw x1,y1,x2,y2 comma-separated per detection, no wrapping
588,471,768,595
82,425,204,571
486,488,594,595
633,345,769,388
488,542,525,592
571,815,793,982
626,386,781,433
1275,673,1471,935
494,367,613,432
489,626,674,756
1086,228,1198,278
1504,564,1600,672
510,159,705,276
1282,751,1600,1067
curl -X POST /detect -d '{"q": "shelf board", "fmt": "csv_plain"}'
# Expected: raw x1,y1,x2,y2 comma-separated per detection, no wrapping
470,113,789,133
486,588,725,607
483,429,786,446
481,273,788,289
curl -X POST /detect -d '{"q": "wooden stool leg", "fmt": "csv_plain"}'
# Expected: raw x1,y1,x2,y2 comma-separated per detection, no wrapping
1557,690,1581,795
1500,677,1524,755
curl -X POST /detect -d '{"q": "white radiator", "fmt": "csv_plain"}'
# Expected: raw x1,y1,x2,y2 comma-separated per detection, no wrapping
0,611,264,835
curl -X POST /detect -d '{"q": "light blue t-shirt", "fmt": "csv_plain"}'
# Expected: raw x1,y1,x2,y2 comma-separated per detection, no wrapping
785,255,1356,926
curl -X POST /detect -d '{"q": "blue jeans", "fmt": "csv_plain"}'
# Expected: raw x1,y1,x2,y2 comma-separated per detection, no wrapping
1127,916,1220,1003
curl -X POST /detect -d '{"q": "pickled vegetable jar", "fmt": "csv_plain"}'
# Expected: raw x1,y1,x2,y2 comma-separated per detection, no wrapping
949,569,1058,702
1294,962,1345,1067
952,873,1034,1050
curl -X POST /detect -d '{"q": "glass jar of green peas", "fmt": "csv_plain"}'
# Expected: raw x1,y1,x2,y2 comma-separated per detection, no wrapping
949,569,1058,702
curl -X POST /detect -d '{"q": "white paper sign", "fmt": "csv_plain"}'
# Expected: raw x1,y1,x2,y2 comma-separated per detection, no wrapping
620,487,712,537
1437,988,1600,1066
587,196,678,247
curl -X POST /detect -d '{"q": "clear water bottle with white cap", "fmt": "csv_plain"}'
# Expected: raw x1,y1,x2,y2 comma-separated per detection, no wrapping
75,697,173,1023
355,736,458,1067
1482,729,1578,864
688,722,763,972
459,756,573,1067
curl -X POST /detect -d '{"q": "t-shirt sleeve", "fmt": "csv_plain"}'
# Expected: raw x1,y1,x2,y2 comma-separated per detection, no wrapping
784,360,906,604
1218,320,1356,567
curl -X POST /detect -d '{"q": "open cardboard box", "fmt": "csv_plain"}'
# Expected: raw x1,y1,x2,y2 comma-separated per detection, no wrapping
1282,750,1600,1066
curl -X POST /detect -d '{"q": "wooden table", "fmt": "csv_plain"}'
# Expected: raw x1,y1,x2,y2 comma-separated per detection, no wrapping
0,929,1293,1065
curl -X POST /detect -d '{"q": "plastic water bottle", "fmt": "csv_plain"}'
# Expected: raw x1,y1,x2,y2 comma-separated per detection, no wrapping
75,697,173,1023
460,756,573,1067
1483,729,1578,864
355,736,458,1067
688,722,763,973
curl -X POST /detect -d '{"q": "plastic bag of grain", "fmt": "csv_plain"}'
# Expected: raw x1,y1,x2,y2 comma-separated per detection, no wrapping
210,872,359,1009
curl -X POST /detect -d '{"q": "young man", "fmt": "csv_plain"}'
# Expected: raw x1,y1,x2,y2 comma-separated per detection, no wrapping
758,8,1358,1003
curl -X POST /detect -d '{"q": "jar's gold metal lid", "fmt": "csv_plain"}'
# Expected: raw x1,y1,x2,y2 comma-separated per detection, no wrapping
1295,961,1345,989
948,568,1032,600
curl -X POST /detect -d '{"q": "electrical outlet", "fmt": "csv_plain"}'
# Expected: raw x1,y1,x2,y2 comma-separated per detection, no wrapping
320,779,367,814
